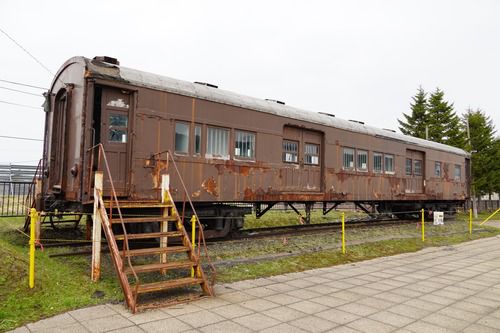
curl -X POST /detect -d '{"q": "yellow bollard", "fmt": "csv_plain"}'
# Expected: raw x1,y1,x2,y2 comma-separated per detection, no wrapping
29,208,37,288
190,215,196,277
469,208,473,235
341,212,346,254
421,208,425,242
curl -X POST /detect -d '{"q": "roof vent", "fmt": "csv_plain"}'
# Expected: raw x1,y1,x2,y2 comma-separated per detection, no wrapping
265,99,285,105
93,56,120,65
348,119,365,125
383,128,396,133
194,81,218,89
318,112,335,117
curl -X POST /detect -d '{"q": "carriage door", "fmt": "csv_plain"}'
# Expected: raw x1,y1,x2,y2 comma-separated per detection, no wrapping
282,126,323,192
100,87,131,196
405,149,424,194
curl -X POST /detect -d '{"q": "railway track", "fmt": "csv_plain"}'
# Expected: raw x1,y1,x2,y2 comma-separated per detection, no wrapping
46,217,420,256
222,217,418,241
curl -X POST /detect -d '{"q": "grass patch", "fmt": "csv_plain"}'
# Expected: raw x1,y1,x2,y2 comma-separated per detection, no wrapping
0,217,121,332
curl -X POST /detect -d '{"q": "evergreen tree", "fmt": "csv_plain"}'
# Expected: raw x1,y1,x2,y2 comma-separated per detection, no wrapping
463,109,498,197
398,87,428,139
427,88,466,148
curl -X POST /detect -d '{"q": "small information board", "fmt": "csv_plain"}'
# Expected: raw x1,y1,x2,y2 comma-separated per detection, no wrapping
433,211,444,225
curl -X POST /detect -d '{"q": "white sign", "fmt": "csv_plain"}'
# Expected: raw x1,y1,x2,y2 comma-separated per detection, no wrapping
433,212,444,225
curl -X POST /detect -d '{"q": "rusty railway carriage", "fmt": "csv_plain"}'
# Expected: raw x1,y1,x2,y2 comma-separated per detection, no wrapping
42,56,470,236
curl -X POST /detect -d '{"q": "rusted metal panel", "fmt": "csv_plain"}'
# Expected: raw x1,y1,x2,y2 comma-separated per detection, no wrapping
43,56,470,212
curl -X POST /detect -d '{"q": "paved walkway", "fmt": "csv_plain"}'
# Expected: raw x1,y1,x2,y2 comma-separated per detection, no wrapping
10,235,500,333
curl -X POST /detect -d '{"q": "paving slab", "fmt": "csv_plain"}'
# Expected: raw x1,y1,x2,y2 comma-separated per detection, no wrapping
11,236,500,333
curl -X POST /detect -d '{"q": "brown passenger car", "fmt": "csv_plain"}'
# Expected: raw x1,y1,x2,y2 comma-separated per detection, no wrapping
42,56,469,234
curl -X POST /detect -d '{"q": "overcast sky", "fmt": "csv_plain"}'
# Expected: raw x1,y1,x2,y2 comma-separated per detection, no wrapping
0,0,498,164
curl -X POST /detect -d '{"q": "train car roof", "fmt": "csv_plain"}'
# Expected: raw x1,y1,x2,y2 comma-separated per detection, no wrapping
63,56,469,157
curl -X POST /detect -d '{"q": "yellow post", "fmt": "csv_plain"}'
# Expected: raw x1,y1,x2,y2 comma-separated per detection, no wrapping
421,208,425,242
191,215,196,277
469,208,473,235
29,208,37,288
341,212,346,254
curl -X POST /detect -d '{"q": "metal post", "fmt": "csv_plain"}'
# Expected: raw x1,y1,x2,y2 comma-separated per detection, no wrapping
29,208,37,288
341,212,346,254
160,174,170,270
91,172,103,282
421,208,425,242
191,215,196,277
469,208,473,235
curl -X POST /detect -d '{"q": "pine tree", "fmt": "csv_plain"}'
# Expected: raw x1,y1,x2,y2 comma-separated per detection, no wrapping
398,87,428,139
463,109,498,196
426,88,466,148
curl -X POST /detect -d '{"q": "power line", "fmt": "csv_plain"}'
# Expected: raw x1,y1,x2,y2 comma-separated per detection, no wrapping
0,85,42,97
0,26,55,77
0,79,47,90
0,100,41,109
0,135,43,142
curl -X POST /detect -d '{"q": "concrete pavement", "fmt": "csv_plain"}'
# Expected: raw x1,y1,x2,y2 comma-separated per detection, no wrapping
10,234,500,333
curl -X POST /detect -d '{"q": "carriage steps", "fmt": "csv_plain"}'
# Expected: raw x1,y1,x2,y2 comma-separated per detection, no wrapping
96,195,213,313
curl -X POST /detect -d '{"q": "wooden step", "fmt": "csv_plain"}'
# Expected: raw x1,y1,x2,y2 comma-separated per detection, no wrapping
135,277,205,294
121,246,189,257
103,201,174,209
110,216,178,224
115,230,183,240
124,260,195,275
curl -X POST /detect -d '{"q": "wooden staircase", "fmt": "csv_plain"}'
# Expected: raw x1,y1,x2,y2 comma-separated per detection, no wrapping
95,190,214,313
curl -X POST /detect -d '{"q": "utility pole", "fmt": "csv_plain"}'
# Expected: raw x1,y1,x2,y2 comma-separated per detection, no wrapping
466,117,478,218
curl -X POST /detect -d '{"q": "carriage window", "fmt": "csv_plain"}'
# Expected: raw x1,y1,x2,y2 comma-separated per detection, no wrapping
108,113,128,143
305,143,320,165
194,125,201,155
373,152,383,173
206,126,229,159
435,161,442,177
175,122,189,153
282,140,298,163
235,130,255,159
405,158,412,175
343,148,355,169
414,160,422,176
454,164,461,181
384,154,394,173
357,150,368,171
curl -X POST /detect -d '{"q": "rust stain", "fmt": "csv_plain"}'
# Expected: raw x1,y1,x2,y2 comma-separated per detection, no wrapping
202,177,218,197
150,159,168,189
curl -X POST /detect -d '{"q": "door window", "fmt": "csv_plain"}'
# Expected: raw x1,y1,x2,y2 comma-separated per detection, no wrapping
108,113,128,143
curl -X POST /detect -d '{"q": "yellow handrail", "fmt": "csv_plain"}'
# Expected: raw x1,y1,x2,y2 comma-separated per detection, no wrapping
480,208,500,225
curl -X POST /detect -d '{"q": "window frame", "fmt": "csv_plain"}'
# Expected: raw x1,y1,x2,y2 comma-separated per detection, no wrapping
384,154,395,174
454,164,461,181
174,121,190,154
342,147,355,170
193,124,202,156
282,140,299,164
356,150,368,172
405,158,412,176
373,152,383,173
304,143,320,166
413,159,422,176
107,113,128,144
206,125,230,160
234,130,256,160
434,161,442,177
